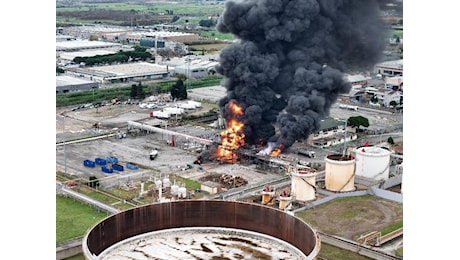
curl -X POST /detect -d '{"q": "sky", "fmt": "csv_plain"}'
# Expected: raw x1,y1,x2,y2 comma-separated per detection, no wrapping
2,1,458,259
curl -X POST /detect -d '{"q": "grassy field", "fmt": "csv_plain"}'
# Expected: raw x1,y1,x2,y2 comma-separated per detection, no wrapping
319,243,372,260
55,75,224,108
56,194,110,243
57,2,224,16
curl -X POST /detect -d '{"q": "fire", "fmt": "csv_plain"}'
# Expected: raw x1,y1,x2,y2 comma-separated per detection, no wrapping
269,147,282,157
217,102,246,162
269,144,284,157
229,102,244,116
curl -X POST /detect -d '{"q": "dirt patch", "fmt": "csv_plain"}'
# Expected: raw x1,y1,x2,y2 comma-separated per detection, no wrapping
296,195,403,240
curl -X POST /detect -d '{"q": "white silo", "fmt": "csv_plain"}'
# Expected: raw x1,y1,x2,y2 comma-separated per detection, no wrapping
171,183,179,196
289,165,317,202
163,177,171,188
355,146,391,180
178,186,187,199
155,179,162,190
325,154,356,192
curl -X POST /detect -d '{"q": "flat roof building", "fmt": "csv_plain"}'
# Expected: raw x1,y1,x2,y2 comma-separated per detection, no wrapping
56,39,122,52
374,59,403,77
56,75,99,94
65,62,170,84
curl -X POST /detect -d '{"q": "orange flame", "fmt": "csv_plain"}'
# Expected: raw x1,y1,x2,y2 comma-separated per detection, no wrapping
230,102,244,116
269,144,284,157
217,102,246,162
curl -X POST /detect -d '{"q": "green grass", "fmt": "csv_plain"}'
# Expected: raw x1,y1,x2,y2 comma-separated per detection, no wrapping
319,243,372,260
57,3,224,16
56,195,110,243
380,220,403,236
171,174,202,190
200,31,235,41
56,75,224,108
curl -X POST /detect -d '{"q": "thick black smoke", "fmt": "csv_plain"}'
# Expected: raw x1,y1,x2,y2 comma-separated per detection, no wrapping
215,0,385,150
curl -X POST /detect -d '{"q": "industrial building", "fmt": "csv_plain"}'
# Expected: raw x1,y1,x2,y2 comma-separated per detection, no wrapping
56,75,99,94
64,62,169,84
121,31,200,44
309,117,357,148
374,59,403,77
161,56,219,79
56,39,122,52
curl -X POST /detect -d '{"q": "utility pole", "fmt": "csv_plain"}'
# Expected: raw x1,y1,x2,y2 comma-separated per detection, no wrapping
343,119,347,157
63,116,67,174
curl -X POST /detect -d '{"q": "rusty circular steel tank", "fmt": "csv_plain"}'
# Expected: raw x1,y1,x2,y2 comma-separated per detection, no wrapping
82,200,320,259
325,154,356,192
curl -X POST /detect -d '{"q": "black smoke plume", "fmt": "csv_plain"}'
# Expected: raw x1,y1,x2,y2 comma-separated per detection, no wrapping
215,0,385,151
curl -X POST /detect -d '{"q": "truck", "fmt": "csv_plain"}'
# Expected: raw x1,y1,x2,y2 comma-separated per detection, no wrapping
177,102,196,110
297,150,316,158
152,110,170,119
149,149,158,160
339,104,358,111
164,107,184,115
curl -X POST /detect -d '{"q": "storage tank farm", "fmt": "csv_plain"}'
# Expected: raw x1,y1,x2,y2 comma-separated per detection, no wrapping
355,146,392,180
82,200,321,259
325,154,356,192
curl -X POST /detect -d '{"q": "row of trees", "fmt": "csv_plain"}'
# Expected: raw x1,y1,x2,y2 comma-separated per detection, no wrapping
73,46,152,66
129,75,187,100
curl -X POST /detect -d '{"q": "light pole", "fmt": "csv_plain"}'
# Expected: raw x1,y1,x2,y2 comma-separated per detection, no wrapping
343,118,347,157
336,117,348,157
62,115,67,174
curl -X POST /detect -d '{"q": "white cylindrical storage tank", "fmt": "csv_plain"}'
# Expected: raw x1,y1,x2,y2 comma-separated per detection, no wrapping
355,146,391,180
325,154,356,192
290,165,317,202
171,184,179,196
178,187,187,199
163,177,171,188
155,180,162,189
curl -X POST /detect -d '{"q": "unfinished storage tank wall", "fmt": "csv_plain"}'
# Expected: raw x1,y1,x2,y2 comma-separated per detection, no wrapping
325,154,356,192
82,200,320,259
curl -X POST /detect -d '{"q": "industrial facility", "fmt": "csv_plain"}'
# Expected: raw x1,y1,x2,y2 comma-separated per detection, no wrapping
56,93,403,259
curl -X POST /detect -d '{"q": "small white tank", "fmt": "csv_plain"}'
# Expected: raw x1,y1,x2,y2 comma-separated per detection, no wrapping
171,184,179,196
178,187,187,199
155,180,162,189
163,177,171,188
355,146,391,180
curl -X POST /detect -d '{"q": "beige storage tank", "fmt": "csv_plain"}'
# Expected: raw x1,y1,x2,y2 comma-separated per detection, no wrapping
290,165,317,202
261,185,275,205
355,146,391,180
279,190,292,210
325,154,356,192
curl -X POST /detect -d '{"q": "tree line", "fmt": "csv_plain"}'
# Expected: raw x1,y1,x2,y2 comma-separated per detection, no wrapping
72,46,152,66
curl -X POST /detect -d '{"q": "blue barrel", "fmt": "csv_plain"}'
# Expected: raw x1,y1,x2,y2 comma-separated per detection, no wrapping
113,164,124,171
126,162,138,170
106,157,118,164
101,166,113,174
95,158,107,165
83,160,96,168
